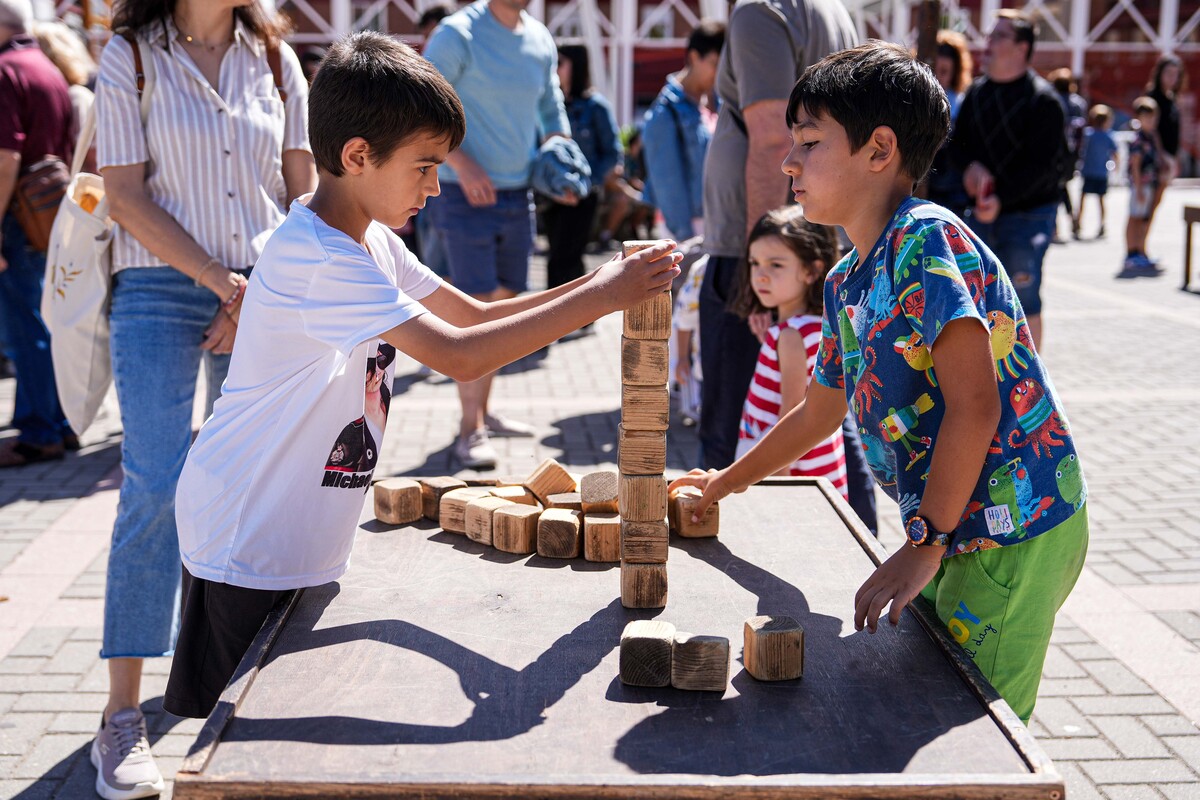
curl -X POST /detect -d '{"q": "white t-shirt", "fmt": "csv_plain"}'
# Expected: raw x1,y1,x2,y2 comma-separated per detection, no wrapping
176,199,441,590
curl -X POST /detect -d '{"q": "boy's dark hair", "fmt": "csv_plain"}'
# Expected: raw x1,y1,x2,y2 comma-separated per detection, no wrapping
309,31,465,177
996,9,1037,60
1048,67,1076,95
418,4,453,32
786,41,949,185
1089,104,1111,127
557,44,591,99
731,205,840,319
686,20,725,58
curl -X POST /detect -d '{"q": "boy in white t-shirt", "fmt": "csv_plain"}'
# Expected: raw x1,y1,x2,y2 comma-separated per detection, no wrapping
165,32,681,719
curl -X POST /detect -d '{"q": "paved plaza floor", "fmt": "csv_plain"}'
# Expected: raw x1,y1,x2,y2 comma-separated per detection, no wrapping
1,186,1198,798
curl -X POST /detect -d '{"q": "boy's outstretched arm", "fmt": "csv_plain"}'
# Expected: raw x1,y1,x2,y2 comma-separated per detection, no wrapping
384,243,681,382
854,317,1001,633
667,382,848,516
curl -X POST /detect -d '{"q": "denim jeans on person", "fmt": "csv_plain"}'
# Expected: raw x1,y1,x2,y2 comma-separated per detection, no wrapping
0,213,71,446
426,183,534,296
968,203,1056,316
102,267,235,658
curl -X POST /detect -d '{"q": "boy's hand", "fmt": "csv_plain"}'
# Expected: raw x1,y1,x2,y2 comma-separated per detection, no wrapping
853,544,945,633
667,467,747,523
593,240,682,312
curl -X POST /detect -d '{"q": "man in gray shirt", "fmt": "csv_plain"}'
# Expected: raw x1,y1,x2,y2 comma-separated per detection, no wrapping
698,0,855,468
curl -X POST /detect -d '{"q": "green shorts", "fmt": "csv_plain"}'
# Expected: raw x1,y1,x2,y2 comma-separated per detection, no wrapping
920,504,1089,724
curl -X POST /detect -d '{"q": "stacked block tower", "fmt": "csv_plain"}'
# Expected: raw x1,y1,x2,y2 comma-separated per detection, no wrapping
618,241,673,608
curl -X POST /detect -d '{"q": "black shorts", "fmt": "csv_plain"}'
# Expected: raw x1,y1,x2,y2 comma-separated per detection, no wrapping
163,567,292,719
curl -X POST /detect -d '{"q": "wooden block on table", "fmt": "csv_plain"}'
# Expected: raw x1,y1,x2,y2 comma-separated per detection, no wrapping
618,619,675,687
462,477,503,487
373,478,423,525
620,384,670,431
537,508,582,559
618,425,666,474
619,474,668,522
620,519,668,563
545,492,583,512
623,291,673,341
438,486,493,534
580,471,619,514
669,485,719,538
489,485,538,506
744,615,804,681
620,561,668,609
524,458,577,505
621,337,669,386
493,504,541,554
671,632,730,692
418,476,468,522
583,513,620,562
464,496,514,546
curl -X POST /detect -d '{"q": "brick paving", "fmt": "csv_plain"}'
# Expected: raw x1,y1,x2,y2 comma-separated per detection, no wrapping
1,185,1198,798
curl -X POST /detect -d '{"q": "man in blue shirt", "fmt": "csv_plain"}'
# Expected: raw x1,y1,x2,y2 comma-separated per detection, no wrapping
642,20,725,242
424,0,570,468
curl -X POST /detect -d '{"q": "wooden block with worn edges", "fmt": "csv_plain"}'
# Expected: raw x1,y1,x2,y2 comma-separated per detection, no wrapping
671,632,730,692
623,291,673,340
418,476,468,522
620,384,670,431
744,615,804,681
580,471,619,514
620,519,668,563
438,486,493,534
669,485,719,538
583,513,620,562
619,474,667,522
492,504,541,554
489,485,538,506
464,496,514,546
618,425,666,474
545,492,583,512
537,508,582,559
620,561,667,609
619,619,675,687
621,337,669,386
524,458,577,505
373,478,423,525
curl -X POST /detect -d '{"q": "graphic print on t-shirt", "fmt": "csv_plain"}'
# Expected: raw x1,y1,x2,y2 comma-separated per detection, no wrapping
322,342,397,491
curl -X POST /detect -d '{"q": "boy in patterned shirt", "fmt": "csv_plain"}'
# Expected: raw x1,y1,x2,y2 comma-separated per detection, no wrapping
671,41,1088,723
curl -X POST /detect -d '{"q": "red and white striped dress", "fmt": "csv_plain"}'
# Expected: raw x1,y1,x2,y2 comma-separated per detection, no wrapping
737,313,848,498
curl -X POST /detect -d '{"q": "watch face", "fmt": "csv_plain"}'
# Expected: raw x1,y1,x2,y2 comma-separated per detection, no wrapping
907,516,928,546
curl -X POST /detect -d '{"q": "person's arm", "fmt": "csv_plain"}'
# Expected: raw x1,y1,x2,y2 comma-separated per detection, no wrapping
674,328,693,385
775,327,809,416
0,148,18,271
278,42,317,202
282,151,317,203
742,98,792,238
1129,147,1144,187
383,243,680,381
853,317,1001,633
537,38,570,141
641,106,694,239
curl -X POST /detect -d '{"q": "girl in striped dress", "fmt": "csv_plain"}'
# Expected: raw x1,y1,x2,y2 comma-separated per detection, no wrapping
733,207,848,497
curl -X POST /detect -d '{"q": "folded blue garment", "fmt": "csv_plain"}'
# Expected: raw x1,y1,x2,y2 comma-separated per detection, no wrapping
531,137,592,199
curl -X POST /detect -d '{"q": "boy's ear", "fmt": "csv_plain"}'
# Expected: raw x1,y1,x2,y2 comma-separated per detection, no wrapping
866,125,900,175
340,137,371,176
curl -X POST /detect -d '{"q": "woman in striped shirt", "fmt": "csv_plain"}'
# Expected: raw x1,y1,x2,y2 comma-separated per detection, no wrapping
733,206,848,498
91,1,315,795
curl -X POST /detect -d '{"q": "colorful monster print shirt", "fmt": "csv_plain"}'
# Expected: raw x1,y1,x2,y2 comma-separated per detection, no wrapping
813,197,1086,556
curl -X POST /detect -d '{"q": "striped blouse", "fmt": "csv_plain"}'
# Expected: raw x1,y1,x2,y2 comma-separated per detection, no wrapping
738,313,848,497
94,17,310,272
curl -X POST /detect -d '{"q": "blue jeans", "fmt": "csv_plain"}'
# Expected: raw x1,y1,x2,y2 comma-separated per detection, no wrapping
969,203,1056,316
102,267,232,659
426,183,534,296
0,214,70,446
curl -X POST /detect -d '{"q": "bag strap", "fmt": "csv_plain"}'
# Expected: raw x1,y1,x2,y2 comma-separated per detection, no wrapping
266,43,287,103
69,32,156,177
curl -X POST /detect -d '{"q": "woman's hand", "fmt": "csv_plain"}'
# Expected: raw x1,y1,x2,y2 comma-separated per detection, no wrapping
202,308,238,355
748,311,774,344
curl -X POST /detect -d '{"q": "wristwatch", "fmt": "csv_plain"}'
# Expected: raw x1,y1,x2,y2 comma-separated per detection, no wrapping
906,515,951,548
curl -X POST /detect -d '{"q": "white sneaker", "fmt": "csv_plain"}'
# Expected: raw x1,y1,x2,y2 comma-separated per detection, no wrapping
454,429,498,469
483,412,537,438
91,708,164,800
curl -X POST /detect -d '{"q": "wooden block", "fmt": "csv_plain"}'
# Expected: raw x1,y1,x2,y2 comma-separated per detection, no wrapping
489,485,538,506
545,492,583,512
537,508,582,559
524,458,577,505
619,619,675,687
583,513,620,562
623,291,673,340
671,632,730,692
620,561,668,609
619,474,668,522
621,337,669,386
418,476,468,521
438,486,493,534
493,504,541,554
620,519,668,563
669,485,719,538
621,239,661,258
620,384,670,431
464,496,513,546
580,471,619,514
744,615,804,682
618,425,666,474
373,478,423,525
462,477,503,487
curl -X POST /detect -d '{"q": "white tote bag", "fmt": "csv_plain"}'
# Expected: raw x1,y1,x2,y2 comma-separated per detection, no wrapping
41,38,155,434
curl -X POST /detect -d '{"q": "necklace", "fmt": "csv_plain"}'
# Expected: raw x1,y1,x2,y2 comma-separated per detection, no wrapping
176,23,232,52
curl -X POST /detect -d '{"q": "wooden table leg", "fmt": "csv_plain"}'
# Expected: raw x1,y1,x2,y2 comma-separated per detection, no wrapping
1185,219,1194,291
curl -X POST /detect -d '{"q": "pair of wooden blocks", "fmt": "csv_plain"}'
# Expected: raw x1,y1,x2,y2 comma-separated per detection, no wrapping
618,615,805,692
619,241,675,610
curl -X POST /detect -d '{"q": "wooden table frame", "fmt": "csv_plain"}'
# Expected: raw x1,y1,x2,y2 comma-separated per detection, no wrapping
1183,205,1200,291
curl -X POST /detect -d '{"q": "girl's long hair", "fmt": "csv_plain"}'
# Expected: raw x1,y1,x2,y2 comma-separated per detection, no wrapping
730,205,840,320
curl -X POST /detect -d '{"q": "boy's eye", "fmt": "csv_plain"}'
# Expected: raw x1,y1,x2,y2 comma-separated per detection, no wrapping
802,141,817,150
